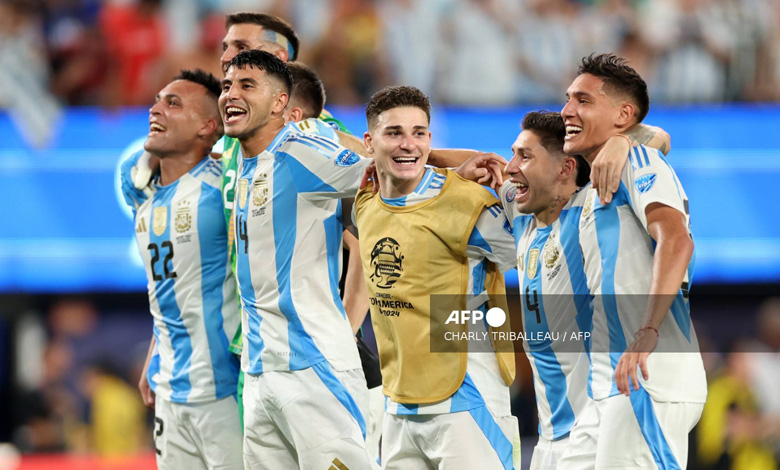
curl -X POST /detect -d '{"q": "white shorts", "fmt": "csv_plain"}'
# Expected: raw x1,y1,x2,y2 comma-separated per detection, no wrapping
381,408,521,470
365,385,385,462
154,395,243,470
529,436,569,470
593,390,703,469
556,399,599,470
243,362,376,470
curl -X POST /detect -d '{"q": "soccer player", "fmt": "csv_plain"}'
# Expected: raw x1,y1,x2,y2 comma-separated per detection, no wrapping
221,50,375,469
561,53,707,469
498,111,594,470
353,85,521,469
121,70,242,470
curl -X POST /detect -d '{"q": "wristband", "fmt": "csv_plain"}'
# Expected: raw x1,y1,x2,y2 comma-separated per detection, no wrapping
634,326,659,339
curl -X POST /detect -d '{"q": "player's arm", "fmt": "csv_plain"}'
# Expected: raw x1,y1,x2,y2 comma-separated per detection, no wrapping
138,335,156,408
283,135,372,200
466,203,516,273
342,230,369,335
591,124,671,204
615,203,693,395
337,129,503,173
614,147,692,395
120,150,154,214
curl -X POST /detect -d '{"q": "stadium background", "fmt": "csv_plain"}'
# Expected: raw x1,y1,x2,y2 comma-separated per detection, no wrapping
1,0,779,469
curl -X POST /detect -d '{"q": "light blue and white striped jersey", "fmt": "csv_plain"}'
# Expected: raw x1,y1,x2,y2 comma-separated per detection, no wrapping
579,145,706,403
500,182,592,441
122,152,240,404
377,169,517,417
295,117,341,143
234,123,370,375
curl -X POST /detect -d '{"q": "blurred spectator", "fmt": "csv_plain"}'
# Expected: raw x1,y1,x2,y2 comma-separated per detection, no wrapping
98,0,165,107
377,0,449,99
81,361,146,456
513,0,581,103
640,0,733,102
440,0,520,105
748,298,780,417
0,0,62,148
313,0,389,104
697,342,778,470
155,12,223,94
41,0,106,105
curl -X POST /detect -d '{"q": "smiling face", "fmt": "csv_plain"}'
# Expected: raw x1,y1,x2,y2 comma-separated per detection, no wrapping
365,106,431,195
218,65,288,143
144,80,213,157
561,73,625,159
505,129,564,217
220,24,287,74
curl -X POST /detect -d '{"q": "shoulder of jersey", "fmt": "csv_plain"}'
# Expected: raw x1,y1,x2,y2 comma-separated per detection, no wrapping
192,157,224,189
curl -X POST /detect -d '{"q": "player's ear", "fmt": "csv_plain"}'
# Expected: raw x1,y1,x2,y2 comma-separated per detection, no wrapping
560,156,577,180
198,118,218,140
363,131,374,154
274,49,289,63
616,102,635,128
287,107,303,124
272,91,289,115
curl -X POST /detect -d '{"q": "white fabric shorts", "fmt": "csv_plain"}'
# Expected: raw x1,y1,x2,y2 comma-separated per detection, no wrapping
592,390,703,469
381,407,521,470
556,398,599,470
530,435,570,470
154,394,243,470
242,362,377,470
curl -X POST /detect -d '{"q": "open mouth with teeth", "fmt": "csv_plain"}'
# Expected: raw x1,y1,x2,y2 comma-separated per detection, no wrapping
149,122,166,134
224,105,247,124
391,156,419,167
512,181,529,202
565,125,582,140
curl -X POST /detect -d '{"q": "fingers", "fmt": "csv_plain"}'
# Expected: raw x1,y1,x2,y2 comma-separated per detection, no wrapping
639,354,650,381
600,166,612,205
615,357,626,395
488,161,503,187
629,361,640,392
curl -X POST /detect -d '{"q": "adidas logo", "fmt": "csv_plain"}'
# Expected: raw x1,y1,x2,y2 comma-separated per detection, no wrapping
136,217,148,233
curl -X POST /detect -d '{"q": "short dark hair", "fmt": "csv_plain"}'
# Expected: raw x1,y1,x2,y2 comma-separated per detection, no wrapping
577,53,649,123
227,50,293,94
174,69,221,99
225,12,300,61
366,86,431,128
522,111,591,188
288,62,325,119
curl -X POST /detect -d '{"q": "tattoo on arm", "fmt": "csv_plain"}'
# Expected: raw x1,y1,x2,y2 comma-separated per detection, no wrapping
624,124,656,146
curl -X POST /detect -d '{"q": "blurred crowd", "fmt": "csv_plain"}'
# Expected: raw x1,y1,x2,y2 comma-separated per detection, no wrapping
1,0,780,112
3,294,780,470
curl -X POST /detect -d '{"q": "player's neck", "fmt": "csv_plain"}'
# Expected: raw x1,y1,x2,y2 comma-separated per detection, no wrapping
534,186,577,228
379,170,425,200
157,151,206,186
239,119,286,158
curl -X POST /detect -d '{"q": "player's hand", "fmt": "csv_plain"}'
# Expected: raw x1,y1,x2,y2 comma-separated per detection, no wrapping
591,135,630,205
615,328,658,395
359,161,379,194
455,152,507,190
138,375,155,408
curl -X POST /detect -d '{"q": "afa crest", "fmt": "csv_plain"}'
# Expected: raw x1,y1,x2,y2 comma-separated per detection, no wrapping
238,179,249,209
175,200,192,233
252,176,268,207
580,190,596,227
543,233,560,269
152,206,168,236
